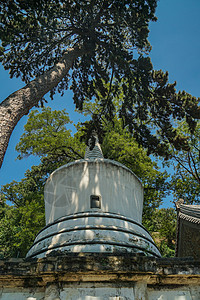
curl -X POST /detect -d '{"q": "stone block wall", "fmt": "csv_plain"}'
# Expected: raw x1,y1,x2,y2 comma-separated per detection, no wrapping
0,254,200,299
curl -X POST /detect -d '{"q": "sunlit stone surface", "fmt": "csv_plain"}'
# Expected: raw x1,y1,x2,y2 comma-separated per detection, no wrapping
44,159,143,224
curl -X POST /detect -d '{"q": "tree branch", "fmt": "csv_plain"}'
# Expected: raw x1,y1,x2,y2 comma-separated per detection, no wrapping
172,153,196,179
188,151,200,183
0,45,89,169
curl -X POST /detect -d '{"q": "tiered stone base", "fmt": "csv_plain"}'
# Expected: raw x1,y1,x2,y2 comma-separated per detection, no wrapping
26,211,160,258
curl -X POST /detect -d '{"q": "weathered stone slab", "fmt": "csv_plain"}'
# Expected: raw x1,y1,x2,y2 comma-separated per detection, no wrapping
0,254,200,287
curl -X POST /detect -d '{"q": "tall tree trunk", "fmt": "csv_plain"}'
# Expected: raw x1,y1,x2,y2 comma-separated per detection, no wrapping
0,46,87,169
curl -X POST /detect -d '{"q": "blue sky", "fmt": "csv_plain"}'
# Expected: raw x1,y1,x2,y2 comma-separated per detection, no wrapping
149,0,200,96
0,0,200,207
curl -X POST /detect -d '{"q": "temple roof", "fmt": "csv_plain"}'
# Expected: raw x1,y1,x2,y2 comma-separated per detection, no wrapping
178,204,200,224
175,202,200,258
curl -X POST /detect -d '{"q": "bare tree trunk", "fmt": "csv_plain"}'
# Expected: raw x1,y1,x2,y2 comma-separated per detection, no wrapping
0,46,87,169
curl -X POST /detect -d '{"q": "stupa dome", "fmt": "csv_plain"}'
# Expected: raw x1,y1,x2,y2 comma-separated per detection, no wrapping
26,134,161,258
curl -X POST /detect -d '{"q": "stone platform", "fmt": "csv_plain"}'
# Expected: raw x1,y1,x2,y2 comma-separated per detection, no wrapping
0,253,200,299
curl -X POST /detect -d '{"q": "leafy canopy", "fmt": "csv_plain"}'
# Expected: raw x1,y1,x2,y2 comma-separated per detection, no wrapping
0,174,45,258
0,0,156,88
1,1,199,158
147,208,177,257
168,120,200,204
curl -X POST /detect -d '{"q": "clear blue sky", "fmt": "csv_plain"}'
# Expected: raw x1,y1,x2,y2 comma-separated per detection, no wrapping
0,0,200,207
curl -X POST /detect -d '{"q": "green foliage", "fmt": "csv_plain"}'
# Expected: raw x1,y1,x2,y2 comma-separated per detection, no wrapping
146,208,177,257
168,121,200,204
16,107,72,158
0,171,45,258
0,203,20,259
16,107,85,163
0,0,156,88
171,174,200,204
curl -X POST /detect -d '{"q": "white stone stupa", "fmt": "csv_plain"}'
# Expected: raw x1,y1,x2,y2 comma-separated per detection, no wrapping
26,134,161,258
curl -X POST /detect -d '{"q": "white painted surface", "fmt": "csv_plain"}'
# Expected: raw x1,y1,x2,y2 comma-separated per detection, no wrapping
0,290,43,300
134,282,147,300
59,287,134,300
44,159,143,225
0,286,134,300
1,286,200,300
44,284,60,300
147,286,200,300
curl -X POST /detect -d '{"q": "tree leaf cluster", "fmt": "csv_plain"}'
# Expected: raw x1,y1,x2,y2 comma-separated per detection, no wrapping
0,0,156,84
0,1,200,163
167,120,200,204
0,170,45,258
15,107,78,160
145,208,177,257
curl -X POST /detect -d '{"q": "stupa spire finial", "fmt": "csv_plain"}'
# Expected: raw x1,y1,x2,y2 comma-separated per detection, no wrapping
84,131,104,159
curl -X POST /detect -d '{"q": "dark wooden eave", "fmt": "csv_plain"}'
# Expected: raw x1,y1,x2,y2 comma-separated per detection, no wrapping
175,202,200,259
